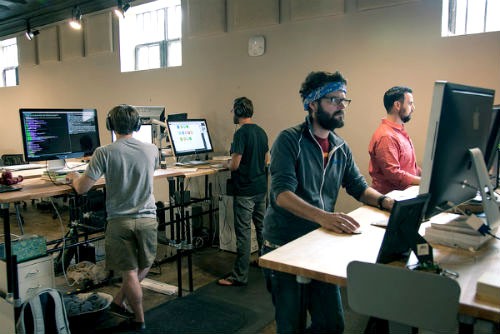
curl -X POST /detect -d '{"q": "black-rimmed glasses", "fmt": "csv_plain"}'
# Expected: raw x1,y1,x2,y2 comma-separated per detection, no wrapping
322,97,352,108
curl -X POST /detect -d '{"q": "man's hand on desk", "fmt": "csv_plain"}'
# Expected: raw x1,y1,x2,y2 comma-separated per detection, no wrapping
65,172,80,185
317,211,361,234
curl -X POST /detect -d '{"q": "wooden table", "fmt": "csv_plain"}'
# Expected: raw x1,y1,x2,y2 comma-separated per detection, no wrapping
259,205,500,324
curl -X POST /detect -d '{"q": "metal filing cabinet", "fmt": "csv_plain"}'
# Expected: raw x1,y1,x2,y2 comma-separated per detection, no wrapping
0,255,55,302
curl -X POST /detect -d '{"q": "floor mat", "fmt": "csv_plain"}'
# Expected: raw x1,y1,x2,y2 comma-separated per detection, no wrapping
142,265,274,333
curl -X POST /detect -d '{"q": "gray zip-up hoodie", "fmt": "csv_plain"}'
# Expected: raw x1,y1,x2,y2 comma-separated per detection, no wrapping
263,116,368,246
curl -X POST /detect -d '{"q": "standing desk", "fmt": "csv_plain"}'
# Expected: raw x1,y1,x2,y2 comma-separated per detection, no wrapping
259,205,500,328
0,166,226,302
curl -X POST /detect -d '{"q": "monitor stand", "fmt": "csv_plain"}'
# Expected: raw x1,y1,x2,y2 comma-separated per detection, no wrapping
47,159,66,172
469,148,500,231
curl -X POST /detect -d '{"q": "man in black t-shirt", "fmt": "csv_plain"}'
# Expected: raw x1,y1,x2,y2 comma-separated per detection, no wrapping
218,97,269,286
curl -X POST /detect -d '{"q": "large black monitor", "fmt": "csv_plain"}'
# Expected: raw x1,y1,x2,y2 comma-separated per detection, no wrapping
166,119,214,158
419,82,498,227
19,108,101,169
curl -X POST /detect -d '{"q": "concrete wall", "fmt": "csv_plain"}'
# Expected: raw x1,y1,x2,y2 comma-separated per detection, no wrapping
1,0,499,211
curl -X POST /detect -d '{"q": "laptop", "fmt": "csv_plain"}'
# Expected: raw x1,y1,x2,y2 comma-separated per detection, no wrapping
376,194,432,265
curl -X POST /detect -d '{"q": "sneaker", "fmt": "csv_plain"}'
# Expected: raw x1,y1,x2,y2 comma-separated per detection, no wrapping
217,276,247,287
115,320,146,332
108,302,135,319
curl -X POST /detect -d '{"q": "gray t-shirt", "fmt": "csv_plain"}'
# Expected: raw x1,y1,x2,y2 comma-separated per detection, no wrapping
85,137,159,220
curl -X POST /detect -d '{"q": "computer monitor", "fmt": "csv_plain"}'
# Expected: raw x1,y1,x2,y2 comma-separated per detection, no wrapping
19,108,101,170
376,194,432,265
419,81,498,227
167,113,188,121
134,106,165,123
484,105,500,173
111,124,154,144
166,119,214,158
134,106,166,144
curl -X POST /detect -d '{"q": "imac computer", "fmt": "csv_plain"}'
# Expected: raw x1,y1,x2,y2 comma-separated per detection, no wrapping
19,108,101,170
166,119,214,164
419,81,499,232
111,124,154,144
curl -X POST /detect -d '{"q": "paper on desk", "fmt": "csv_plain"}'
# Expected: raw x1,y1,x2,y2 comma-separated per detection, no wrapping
386,186,419,201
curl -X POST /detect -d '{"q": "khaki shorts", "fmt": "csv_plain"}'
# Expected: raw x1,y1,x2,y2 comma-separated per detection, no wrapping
105,217,158,271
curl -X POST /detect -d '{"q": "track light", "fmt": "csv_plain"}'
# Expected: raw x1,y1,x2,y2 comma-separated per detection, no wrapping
114,0,130,18
69,6,83,30
25,20,39,41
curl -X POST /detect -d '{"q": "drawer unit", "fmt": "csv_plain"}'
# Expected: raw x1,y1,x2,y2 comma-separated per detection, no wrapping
0,255,54,302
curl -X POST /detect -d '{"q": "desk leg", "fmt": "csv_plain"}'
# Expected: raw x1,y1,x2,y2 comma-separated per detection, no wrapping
296,275,311,332
1,205,18,301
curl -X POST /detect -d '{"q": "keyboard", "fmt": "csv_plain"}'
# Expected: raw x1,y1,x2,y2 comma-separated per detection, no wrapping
0,184,22,193
212,156,232,161
176,160,210,166
5,163,45,171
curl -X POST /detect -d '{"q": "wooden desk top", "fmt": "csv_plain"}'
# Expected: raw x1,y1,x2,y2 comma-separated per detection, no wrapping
259,205,500,322
0,166,226,204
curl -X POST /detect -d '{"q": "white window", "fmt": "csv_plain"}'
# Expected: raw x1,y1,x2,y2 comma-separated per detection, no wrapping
442,0,500,37
0,38,19,87
118,0,182,72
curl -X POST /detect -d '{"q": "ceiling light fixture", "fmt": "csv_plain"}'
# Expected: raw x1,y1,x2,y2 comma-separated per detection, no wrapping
69,6,83,30
114,0,130,18
25,20,39,40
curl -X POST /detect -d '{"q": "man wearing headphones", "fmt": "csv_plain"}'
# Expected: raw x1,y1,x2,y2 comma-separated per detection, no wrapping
67,104,158,331
218,97,269,287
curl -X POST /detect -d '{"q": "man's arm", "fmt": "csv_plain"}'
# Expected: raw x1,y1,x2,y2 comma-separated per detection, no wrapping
66,172,96,194
359,187,395,211
225,153,242,171
275,190,360,234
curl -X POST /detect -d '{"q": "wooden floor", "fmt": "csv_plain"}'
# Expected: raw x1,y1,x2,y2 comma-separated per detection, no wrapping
7,199,276,333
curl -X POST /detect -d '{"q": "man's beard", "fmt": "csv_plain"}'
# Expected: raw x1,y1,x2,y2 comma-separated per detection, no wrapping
233,115,239,124
316,105,344,130
399,110,412,123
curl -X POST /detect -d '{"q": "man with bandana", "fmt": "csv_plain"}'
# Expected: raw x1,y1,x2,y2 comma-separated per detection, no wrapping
368,86,421,195
262,71,393,333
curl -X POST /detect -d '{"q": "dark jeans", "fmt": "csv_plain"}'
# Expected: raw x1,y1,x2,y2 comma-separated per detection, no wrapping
262,246,345,334
230,193,266,283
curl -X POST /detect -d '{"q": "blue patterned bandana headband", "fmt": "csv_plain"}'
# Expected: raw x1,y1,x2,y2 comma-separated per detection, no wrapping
303,81,347,111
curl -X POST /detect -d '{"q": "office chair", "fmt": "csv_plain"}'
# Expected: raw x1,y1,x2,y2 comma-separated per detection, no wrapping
346,261,460,334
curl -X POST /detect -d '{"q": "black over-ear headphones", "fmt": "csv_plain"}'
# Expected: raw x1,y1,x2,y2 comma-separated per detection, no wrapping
106,113,114,131
106,106,141,133
233,97,253,118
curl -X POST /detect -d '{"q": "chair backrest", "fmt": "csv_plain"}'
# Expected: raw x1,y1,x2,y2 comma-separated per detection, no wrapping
347,261,460,333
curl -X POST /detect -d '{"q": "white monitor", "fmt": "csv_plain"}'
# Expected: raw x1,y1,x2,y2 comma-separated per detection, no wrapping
112,124,153,144
166,119,214,157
